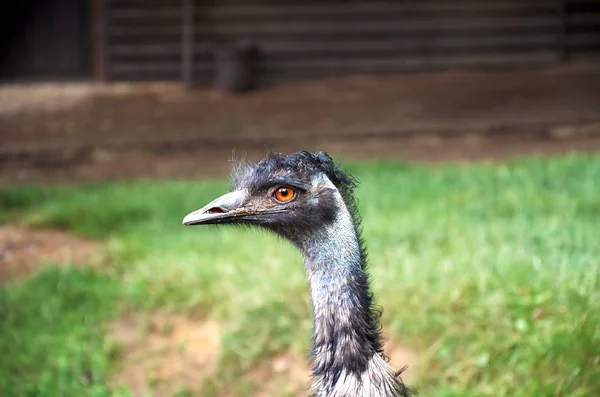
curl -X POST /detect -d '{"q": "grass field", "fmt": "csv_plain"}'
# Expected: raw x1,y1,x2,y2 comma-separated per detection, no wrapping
1,154,599,397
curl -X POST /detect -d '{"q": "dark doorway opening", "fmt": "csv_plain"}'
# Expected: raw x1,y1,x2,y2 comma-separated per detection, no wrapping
0,0,92,82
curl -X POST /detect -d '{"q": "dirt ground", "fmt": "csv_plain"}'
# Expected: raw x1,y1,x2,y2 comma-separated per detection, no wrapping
107,311,419,397
4,130,600,186
108,312,223,396
1,64,600,185
0,225,104,282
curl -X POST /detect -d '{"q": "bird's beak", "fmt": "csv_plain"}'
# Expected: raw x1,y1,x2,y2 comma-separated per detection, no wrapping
182,189,249,226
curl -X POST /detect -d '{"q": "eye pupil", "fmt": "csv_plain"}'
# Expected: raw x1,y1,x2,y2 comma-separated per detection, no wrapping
275,187,295,202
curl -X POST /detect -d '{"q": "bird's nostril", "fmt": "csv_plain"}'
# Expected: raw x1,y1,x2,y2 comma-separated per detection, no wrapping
206,207,226,214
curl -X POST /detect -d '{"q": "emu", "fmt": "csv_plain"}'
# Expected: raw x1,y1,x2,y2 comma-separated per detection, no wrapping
183,151,414,397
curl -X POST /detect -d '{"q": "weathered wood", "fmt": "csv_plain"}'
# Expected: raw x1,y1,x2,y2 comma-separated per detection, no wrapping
110,44,181,56
558,0,567,60
111,50,555,75
110,62,180,73
203,2,555,17
566,13,600,25
181,0,194,88
255,53,557,84
564,0,600,59
107,19,558,42
108,7,181,19
108,35,557,58
111,61,209,73
567,32,600,45
196,17,559,35
257,52,556,72
109,25,181,37
102,0,599,84
255,36,557,55
92,0,107,82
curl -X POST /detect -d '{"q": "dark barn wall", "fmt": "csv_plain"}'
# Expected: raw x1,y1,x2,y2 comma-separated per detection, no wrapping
0,0,92,81
104,0,600,85
566,0,600,60
195,0,563,85
1,0,598,83
106,0,183,82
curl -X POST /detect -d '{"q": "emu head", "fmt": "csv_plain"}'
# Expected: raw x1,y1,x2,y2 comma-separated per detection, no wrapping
182,151,357,246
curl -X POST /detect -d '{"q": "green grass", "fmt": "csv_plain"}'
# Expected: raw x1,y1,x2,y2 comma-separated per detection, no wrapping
0,268,121,396
1,154,599,396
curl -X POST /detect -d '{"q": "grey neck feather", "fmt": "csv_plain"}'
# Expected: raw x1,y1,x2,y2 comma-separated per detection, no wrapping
299,177,411,397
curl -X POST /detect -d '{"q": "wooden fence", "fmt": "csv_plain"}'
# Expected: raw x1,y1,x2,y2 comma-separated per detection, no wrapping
95,0,600,85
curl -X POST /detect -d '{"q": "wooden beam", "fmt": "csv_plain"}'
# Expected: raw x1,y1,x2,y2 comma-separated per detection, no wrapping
181,0,194,89
91,0,107,82
557,0,567,61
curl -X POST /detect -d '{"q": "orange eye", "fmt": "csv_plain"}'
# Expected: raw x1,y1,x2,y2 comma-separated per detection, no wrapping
274,187,296,203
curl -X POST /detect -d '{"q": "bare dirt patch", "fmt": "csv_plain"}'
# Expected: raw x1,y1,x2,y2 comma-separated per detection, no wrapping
2,65,600,186
107,311,313,397
386,341,421,385
108,312,221,396
243,351,313,397
3,65,600,148
3,132,600,187
107,311,420,397
0,225,104,282
0,82,180,117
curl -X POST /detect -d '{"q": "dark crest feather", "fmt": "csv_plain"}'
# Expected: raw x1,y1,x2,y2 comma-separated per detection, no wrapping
231,151,357,196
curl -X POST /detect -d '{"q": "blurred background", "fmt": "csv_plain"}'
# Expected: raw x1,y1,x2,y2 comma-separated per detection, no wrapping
1,1,599,396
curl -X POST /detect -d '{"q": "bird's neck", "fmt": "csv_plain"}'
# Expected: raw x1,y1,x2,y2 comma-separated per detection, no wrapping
301,202,410,396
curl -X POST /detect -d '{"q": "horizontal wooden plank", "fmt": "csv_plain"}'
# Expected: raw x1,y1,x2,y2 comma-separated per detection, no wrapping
566,13,600,26
109,44,183,56
108,34,558,57
108,25,181,36
565,0,600,11
110,62,178,73
108,0,175,4
568,52,600,62
109,71,213,84
261,53,556,71
192,53,559,73
110,50,556,72
110,0,551,4
108,55,559,84
108,18,559,39
201,15,561,29
109,51,555,66
110,29,559,41
197,17,559,35
260,54,557,82
194,30,559,44
110,61,211,74
567,32,600,45
108,54,183,63
256,35,559,54
108,9,557,24
106,2,559,22
204,2,556,17
111,4,555,21
108,8,181,19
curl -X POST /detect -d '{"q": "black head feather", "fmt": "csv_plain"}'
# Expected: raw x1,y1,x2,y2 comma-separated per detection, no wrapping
228,151,361,244
231,150,358,199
